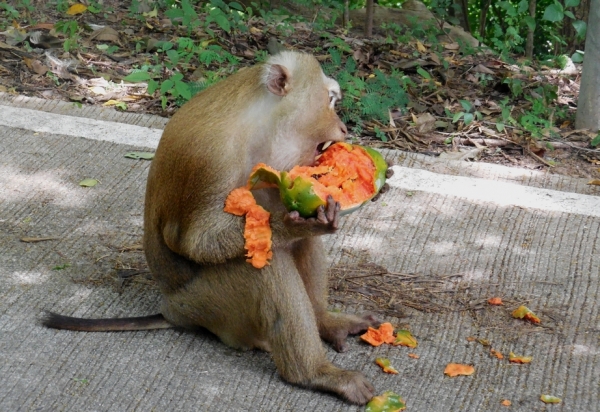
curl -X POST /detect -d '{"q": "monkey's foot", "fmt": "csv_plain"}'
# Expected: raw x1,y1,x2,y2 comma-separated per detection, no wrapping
318,312,380,353
307,364,375,405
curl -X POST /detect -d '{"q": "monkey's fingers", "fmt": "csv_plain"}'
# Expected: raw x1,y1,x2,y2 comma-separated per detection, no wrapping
385,165,394,179
316,205,328,225
371,183,390,202
324,195,340,229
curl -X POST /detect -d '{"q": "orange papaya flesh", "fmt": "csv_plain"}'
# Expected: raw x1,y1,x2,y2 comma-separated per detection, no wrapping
224,187,272,269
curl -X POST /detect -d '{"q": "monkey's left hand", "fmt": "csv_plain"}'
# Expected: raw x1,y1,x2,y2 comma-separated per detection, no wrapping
284,195,340,235
371,164,394,202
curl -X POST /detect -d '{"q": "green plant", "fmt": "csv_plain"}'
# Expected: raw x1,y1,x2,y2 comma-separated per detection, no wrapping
452,99,482,126
322,49,410,140
54,20,80,52
0,3,20,21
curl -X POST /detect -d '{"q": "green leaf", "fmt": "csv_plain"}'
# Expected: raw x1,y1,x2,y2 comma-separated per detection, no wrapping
147,79,159,95
459,99,473,112
572,20,587,39
166,49,179,65
452,112,464,123
161,79,174,94
496,122,505,132
229,2,244,11
123,71,152,82
517,0,528,13
171,72,184,82
213,13,231,32
564,0,580,7
571,51,583,63
591,133,600,147
79,178,98,187
124,152,155,160
543,4,564,22
524,16,536,30
175,81,191,100
564,10,575,19
416,67,431,79
463,112,474,125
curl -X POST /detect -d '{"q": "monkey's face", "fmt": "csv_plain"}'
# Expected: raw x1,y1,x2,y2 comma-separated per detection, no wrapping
293,73,348,167
263,53,348,169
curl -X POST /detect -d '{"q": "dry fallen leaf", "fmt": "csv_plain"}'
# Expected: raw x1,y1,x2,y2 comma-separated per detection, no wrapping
444,363,475,377
89,27,121,45
375,358,399,374
66,3,87,15
361,323,395,347
509,352,532,364
490,349,504,359
466,336,476,342
488,297,503,305
512,305,541,324
501,399,511,406
393,329,418,348
408,353,420,359
587,179,600,186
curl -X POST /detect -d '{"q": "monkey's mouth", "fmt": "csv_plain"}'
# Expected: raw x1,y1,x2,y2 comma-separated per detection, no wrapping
314,141,333,163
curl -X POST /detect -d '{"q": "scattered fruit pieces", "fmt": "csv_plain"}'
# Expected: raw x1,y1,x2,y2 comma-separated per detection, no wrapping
375,358,399,374
490,349,504,359
509,352,532,364
488,297,503,305
361,323,396,346
477,338,491,346
540,395,561,404
511,305,541,324
501,399,511,406
393,329,418,348
444,363,475,377
366,391,407,412
408,353,420,359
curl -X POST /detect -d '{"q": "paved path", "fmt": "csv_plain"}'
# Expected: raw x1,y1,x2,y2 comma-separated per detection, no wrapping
0,93,598,411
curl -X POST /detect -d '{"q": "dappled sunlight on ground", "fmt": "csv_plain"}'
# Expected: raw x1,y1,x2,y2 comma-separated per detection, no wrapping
0,165,96,208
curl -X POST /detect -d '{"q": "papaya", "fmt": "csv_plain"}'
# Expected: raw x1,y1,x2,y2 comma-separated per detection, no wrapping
249,142,388,218
224,142,388,268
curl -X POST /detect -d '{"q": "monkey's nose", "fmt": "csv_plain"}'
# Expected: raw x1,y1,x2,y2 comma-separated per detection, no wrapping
340,122,348,136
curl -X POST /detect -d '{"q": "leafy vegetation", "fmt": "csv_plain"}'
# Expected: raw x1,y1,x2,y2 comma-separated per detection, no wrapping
0,0,592,163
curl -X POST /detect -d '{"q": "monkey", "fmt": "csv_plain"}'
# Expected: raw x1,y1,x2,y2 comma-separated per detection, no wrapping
43,51,387,405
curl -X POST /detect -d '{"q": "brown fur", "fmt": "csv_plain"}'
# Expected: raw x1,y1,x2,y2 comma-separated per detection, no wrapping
44,52,379,404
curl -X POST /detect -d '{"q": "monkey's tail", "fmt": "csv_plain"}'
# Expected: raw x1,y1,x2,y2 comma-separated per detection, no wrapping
41,311,173,332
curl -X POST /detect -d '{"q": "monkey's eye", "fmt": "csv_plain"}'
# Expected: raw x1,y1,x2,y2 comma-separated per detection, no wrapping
328,91,340,108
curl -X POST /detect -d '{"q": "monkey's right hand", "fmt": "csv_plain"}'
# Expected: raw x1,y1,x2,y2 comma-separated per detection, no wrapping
283,195,340,235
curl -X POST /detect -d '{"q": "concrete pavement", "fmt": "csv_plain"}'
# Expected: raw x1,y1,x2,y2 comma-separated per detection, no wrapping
0,93,599,411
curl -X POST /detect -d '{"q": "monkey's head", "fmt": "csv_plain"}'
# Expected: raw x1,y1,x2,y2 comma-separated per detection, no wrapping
262,52,348,169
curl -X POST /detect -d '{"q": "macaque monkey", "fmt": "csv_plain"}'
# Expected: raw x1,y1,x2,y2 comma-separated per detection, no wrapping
43,51,383,404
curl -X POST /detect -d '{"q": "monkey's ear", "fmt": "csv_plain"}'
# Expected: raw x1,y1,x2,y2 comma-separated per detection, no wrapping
265,64,292,97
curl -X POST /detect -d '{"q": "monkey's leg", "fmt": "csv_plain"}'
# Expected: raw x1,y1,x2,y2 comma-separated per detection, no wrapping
160,252,375,404
292,237,379,352
262,250,375,404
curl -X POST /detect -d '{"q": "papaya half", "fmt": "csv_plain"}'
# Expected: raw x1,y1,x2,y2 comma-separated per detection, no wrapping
248,142,388,218
224,142,388,268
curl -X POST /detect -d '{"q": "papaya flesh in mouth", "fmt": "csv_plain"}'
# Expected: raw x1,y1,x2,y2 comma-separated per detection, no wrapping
248,142,388,218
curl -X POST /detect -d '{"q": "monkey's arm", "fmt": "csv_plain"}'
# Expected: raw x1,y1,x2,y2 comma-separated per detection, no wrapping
164,196,339,266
